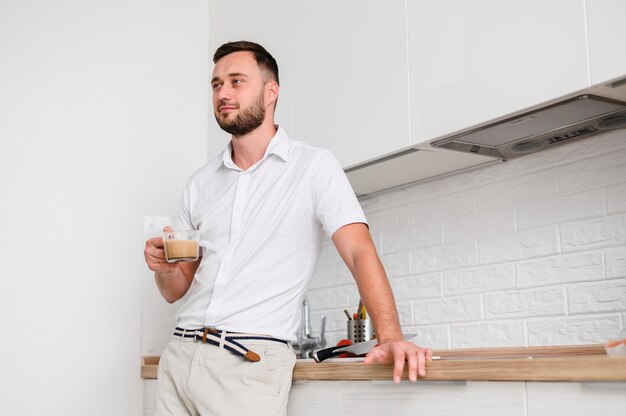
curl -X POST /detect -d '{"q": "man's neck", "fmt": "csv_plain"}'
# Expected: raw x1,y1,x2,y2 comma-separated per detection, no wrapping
230,121,278,171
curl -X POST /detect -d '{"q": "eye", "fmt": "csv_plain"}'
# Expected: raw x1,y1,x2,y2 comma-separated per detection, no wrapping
232,79,243,86
211,82,221,90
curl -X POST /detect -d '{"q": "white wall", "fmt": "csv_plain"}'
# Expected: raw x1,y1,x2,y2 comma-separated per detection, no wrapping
0,1,209,414
308,129,626,349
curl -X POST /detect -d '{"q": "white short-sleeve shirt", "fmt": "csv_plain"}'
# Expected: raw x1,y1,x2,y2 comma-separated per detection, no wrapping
174,127,367,340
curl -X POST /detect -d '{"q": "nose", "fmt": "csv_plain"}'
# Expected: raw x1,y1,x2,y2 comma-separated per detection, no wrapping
215,83,233,102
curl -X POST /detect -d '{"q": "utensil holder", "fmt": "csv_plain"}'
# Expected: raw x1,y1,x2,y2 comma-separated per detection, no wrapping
347,319,375,343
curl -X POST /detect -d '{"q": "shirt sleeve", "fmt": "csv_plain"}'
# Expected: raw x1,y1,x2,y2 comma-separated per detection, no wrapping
311,150,368,237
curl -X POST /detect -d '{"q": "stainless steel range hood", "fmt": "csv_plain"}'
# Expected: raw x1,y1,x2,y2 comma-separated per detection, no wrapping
431,77,626,159
346,75,626,196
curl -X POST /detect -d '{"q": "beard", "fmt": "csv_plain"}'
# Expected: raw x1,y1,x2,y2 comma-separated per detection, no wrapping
215,91,266,136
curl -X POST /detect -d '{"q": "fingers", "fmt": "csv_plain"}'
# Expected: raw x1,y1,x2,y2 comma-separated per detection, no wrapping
144,238,177,273
407,349,418,382
392,349,405,384
364,342,432,383
417,348,426,377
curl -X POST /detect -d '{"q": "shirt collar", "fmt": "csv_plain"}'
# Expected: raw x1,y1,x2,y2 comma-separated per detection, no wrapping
265,126,290,162
221,126,290,171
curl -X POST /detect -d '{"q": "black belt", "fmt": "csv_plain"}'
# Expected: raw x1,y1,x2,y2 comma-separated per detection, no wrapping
173,327,288,362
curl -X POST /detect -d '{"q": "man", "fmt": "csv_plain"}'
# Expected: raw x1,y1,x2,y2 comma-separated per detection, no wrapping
144,41,432,415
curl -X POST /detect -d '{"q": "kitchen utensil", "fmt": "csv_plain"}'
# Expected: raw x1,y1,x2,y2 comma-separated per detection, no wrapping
313,334,416,363
347,318,374,343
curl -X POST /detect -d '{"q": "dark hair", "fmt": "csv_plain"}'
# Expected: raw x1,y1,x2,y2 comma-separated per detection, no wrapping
213,41,279,85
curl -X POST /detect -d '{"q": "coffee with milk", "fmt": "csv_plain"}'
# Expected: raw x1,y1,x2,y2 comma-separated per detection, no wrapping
164,239,199,262
162,230,200,263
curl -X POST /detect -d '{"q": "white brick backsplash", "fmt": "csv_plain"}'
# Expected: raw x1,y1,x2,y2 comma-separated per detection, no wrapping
444,207,515,243
476,168,557,210
607,182,626,215
408,190,475,224
310,310,346,334
396,301,414,326
328,245,345,265
312,130,626,348
379,178,445,209
561,213,626,252
442,130,626,196
390,273,442,300
517,188,604,230
382,222,443,254
316,243,331,267
478,226,560,264
411,241,477,274
310,263,352,289
450,320,526,349
358,194,381,214
413,295,482,324
405,325,449,349
484,287,566,319
606,247,626,279
306,289,331,311
559,147,626,193
324,331,346,346
568,278,626,314
516,251,603,288
379,251,411,277
366,205,409,234
444,263,516,295
442,160,507,194
527,315,622,345
328,285,360,309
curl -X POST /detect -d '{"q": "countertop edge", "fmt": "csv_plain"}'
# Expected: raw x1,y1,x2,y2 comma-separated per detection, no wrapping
141,344,626,382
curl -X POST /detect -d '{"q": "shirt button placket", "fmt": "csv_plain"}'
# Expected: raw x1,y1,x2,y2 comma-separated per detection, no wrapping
205,171,249,323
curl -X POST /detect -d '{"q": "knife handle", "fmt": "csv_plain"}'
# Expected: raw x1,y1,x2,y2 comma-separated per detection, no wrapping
312,345,346,363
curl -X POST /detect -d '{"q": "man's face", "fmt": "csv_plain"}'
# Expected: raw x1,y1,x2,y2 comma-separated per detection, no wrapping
211,51,269,136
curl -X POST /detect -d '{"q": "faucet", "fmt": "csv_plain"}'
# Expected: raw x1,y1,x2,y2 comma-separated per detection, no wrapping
293,296,326,358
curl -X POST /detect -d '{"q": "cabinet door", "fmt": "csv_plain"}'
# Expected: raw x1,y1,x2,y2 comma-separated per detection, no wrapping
290,0,411,168
208,1,293,159
586,0,626,84
407,0,589,145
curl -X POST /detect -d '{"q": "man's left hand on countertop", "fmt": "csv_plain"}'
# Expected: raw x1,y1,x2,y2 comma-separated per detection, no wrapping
363,340,434,383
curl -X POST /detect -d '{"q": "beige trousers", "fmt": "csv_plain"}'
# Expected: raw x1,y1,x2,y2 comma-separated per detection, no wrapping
155,336,296,416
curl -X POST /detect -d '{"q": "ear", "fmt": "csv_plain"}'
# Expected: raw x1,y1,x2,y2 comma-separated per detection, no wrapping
265,81,279,107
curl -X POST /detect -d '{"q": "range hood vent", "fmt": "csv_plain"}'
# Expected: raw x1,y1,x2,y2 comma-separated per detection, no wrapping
431,94,626,159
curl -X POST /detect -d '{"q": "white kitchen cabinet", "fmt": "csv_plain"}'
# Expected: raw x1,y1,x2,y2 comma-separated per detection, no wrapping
206,1,617,196
406,0,590,144
289,0,411,168
526,382,626,416
286,381,626,416
209,0,411,169
585,0,626,84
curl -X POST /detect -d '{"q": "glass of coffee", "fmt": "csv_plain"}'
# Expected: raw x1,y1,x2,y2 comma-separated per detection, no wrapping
162,230,200,263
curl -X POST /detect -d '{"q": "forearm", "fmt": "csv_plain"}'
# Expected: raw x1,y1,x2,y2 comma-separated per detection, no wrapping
351,249,403,343
332,223,404,343
332,224,431,380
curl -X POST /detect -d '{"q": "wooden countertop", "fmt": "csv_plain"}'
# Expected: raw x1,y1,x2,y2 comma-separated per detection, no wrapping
142,344,626,382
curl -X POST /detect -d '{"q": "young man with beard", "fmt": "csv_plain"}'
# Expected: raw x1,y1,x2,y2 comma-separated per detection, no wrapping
144,41,433,416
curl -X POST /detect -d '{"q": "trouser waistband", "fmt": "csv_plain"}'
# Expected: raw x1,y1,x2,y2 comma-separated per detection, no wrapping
173,327,288,362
